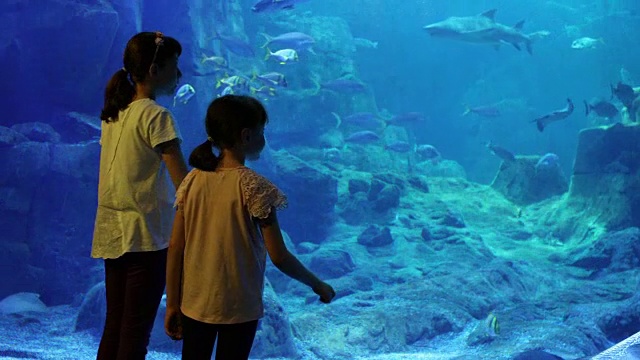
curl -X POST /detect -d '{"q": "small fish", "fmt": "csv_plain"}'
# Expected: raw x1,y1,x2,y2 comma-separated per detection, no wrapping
385,141,412,153
415,144,441,162
251,0,309,12
218,86,234,97
353,37,379,49
387,112,425,125
584,99,619,118
331,112,380,129
253,72,288,88
200,54,228,68
251,86,277,99
571,37,604,49
611,82,636,109
485,312,500,337
216,75,250,91
265,48,299,64
345,131,380,144
535,153,560,172
260,32,315,53
463,104,502,118
528,30,551,42
532,98,574,132
486,141,515,162
173,84,196,107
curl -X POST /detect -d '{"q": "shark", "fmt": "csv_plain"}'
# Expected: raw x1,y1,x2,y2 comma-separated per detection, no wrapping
423,9,539,55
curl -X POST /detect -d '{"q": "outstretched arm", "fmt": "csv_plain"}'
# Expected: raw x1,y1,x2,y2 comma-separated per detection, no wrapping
260,210,335,303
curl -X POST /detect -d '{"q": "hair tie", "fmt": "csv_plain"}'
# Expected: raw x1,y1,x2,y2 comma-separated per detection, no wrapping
207,136,213,142
154,31,165,46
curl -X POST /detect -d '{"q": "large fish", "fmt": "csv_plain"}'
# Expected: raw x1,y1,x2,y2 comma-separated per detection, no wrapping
584,99,618,118
423,9,538,54
251,0,309,13
532,98,574,132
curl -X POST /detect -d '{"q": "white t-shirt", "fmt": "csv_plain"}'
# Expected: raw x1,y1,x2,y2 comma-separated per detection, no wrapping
92,98,181,259
175,167,287,324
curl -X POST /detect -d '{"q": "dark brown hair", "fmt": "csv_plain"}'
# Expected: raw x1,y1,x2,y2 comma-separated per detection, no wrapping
100,32,182,122
189,95,269,171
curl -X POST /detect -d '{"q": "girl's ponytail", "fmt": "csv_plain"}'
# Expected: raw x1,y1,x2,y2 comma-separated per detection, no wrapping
100,69,135,122
189,140,219,171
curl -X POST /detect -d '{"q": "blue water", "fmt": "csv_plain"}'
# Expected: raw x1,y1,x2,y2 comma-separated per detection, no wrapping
1,0,640,359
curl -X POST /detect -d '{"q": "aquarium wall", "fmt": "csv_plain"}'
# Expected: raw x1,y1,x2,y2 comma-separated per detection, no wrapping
1,0,640,359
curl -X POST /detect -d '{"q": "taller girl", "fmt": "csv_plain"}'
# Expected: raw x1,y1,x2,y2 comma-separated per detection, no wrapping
92,31,189,359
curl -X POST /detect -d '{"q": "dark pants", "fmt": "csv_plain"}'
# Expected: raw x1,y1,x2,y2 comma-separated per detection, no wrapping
181,315,259,360
97,248,167,360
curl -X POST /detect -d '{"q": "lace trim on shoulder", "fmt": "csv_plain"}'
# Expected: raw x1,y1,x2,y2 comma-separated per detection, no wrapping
239,169,287,219
174,169,198,209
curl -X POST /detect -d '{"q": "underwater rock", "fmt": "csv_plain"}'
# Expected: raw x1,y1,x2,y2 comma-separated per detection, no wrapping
491,155,568,205
348,178,370,194
74,281,106,335
76,280,298,356
407,175,430,192
1,1,118,124
439,208,466,228
0,140,99,304
511,349,564,360
0,142,51,187
415,159,467,179
50,141,100,181
597,299,640,344
569,227,640,274
0,292,47,315
372,172,407,191
338,192,370,225
420,227,432,241
296,242,320,254
251,281,298,359
421,225,457,241
357,225,394,248
0,187,31,215
269,150,338,244
10,122,60,143
569,123,640,229
0,126,28,147
307,273,373,302
309,249,356,279
49,112,101,143
372,184,401,212
0,241,31,300
367,178,386,201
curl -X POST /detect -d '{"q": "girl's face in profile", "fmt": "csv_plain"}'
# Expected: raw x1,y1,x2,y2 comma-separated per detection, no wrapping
156,53,181,96
245,125,266,161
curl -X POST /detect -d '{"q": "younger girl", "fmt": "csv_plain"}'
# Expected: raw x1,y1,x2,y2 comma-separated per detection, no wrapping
165,95,335,359
92,31,189,359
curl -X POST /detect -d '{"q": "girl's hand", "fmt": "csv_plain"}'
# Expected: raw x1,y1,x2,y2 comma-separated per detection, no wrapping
164,306,183,340
313,282,336,304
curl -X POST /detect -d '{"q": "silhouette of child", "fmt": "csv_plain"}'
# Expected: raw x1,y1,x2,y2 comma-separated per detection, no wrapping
165,95,335,359
92,31,189,359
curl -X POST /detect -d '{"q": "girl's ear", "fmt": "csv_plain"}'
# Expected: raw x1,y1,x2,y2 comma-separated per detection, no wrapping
149,63,159,77
240,128,251,145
